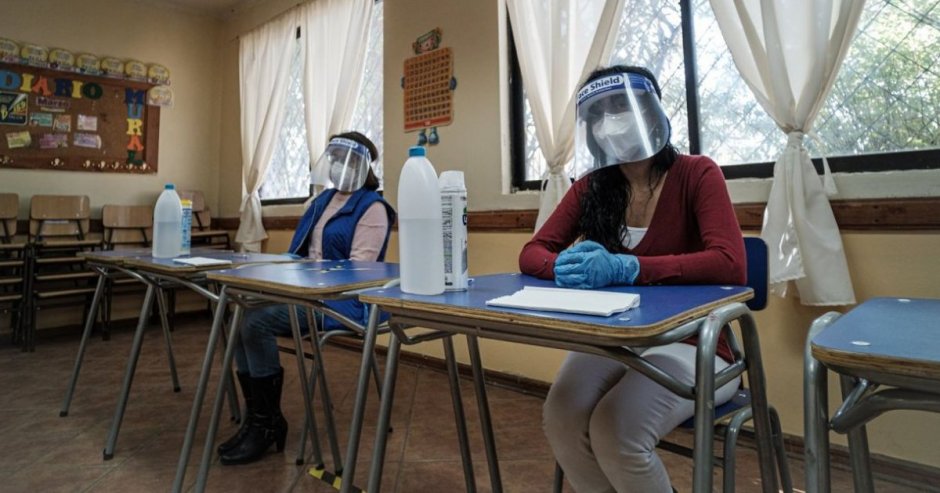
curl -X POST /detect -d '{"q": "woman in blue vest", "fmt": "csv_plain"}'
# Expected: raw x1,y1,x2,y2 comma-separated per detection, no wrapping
219,131,396,465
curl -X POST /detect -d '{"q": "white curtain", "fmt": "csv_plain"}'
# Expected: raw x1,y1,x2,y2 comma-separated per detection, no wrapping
235,9,302,252
302,0,374,190
507,0,625,231
710,0,864,305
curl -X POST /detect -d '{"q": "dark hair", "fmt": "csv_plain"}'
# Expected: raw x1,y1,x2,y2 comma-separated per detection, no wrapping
576,65,679,252
330,131,381,190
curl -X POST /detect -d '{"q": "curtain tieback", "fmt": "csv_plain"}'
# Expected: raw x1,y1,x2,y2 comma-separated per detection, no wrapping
786,131,837,196
239,191,260,213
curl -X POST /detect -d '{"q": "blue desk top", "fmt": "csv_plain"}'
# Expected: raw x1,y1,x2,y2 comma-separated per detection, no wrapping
359,273,752,344
81,247,231,266
811,297,940,379
123,252,296,274
207,260,400,298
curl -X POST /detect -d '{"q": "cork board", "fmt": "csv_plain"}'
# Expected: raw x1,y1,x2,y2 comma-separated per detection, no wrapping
403,47,453,132
0,61,159,174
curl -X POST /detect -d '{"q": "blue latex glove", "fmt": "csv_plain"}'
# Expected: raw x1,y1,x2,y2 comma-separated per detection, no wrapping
553,240,640,289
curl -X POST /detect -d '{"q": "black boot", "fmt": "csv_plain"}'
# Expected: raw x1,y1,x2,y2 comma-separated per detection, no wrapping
219,368,288,465
217,372,254,455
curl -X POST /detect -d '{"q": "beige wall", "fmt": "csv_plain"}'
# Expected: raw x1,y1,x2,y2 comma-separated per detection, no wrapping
0,0,223,218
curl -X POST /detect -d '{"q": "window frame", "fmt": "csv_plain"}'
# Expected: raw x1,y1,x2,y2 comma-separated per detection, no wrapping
508,0,940,191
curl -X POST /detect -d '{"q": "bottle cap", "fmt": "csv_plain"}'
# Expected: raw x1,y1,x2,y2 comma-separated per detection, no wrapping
408,146,426,157
164,183,175,189
180,199,192,207
439,170,465,190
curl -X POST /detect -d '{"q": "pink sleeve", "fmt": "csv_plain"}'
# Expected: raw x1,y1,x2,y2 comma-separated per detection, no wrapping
349,202,390,261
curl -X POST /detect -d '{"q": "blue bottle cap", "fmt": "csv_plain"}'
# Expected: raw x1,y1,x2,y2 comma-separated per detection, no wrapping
164,183,175,189
408,146,426,157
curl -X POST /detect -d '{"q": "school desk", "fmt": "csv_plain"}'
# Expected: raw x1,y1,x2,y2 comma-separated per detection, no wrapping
804,297,940,493
358,272,781,493
173,260,400,493
59,250,296,461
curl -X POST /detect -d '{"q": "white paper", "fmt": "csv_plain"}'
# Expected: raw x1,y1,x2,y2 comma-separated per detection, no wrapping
485,286,640,317
171,256,232,267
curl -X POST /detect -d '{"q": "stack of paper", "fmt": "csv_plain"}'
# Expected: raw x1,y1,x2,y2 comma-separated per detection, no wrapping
485,286,640,316
172,256,232,267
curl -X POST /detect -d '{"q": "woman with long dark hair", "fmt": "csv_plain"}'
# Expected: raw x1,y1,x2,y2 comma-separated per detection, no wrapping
519,66,746,492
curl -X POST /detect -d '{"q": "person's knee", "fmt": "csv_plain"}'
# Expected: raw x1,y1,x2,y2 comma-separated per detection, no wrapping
239,307,278,346
543,383,593,444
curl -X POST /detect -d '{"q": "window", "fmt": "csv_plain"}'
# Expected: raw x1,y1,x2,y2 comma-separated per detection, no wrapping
261,1,384,203
510,0,940,189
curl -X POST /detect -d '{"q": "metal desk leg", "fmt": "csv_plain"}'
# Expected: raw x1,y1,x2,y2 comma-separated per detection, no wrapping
840,375,874,493
368,334,402,492
443,336,476,493
467,335,502,492
60,270,106,417
171,288,230,493
340,305,381,493
194,304,245,493
804,313,839,493
289,306,325,468
155,287,181,392
738,311,779,493
304,308,342,471
692,317,720,493
102,283,156,460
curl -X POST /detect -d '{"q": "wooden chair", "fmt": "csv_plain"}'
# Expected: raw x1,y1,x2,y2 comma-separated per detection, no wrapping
99,204,153,337
24,195,102,351
178,190,230,249
0,193,28,345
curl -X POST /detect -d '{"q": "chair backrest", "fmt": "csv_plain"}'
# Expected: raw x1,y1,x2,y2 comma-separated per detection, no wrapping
102,204,153,248
744,236,768,311
0,193,17,242
178,190,212,230
29,195,91,240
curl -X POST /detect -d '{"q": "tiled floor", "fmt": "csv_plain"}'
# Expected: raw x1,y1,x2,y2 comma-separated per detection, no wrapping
0,316,925,492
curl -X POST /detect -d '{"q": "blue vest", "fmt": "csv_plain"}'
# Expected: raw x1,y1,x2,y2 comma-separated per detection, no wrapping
288,188,396,330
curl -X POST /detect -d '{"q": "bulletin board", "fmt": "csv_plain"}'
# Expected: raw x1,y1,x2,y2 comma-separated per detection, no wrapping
403,47,453,132
0,62,159,174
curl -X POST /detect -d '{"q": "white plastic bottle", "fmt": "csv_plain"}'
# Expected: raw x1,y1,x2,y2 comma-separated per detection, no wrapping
440,170,468,291
179,198,192,256
152,184,182,258
397,146,445,295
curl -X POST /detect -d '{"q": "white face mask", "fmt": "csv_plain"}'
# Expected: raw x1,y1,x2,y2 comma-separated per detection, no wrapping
592,112,647,162
330,161,357,192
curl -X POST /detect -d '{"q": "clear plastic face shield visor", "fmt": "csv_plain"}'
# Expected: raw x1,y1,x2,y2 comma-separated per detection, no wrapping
313,137,373,192
575,72,670,174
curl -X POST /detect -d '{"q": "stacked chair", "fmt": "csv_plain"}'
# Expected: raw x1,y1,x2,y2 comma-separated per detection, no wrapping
0,194,28,346
23,195,102,351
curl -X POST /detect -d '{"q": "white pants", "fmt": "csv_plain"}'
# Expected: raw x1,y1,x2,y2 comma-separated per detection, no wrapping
543,343,740,493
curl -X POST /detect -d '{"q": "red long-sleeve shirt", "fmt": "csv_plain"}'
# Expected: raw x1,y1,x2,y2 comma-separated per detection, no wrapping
519,154,746,361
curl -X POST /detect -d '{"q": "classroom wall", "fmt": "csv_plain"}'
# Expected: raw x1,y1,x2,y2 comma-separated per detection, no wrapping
0,0,223,218
228,0,940,470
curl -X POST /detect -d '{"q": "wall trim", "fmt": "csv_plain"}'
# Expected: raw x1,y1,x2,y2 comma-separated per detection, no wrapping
327,335,940,490
215,197,940,233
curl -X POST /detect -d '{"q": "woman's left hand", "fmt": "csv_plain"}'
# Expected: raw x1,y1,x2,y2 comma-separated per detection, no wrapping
554,240,639,289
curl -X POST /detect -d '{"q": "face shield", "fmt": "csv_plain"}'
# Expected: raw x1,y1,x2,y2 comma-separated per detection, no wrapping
312,137,373,192
574,72,670,174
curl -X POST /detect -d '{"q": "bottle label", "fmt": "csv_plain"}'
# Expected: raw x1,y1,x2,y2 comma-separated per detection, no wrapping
180,200,192,254
441,192,468,290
